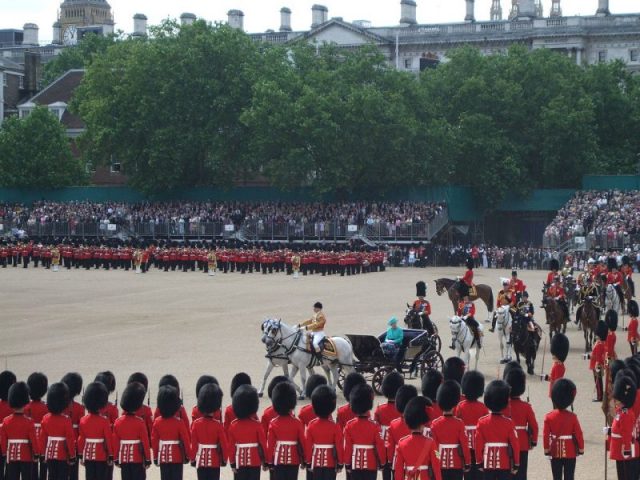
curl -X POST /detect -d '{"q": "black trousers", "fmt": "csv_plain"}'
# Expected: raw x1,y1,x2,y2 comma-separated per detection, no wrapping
196,468,219,480
120,463,146,480
482,470,511,480
382,464,391,480
550,458,576,480
349,471,376,480
35,462,47,480
46,461,68,480
6,462,32,480
69,462,79,480
513,451,527,480
310,469,335,480
84,461,108,480
616,460,639,480
159,464,182,480
234,467,260,480
463,451,480,480
442,469,464,480
273,465,298,480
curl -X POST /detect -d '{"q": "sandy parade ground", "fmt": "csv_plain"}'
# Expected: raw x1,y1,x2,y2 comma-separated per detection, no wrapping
0,265,619,479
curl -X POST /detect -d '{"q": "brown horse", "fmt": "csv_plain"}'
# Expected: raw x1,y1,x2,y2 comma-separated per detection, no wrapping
575,296,599,353
543,296,568,337
434,278,494,322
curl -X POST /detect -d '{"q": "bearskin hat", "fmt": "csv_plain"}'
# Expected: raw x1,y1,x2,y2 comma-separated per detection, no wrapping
342,372,366,400
267,375,290,400
61,373,83,398
27,373,48,401
382,371,404,401
504,367,526,398
157,386,181,419
436,380,461,412
395,385,419,414
311,385,337,418
609,360,626,384
416,281,427,297
596,320,609,342
46,382,70,414
195,375,219,397
624,359,640,385
465,258,474,270
629,300,639,318
550,333,570,362
606,310,618,332
83,382,109,414
614,375,638,409
8,382,30,410
607,257,618,271
94,371,116,393
304,374,328,399
404,396,430,430
443,357,466,384
158,374,179,390
0,371,16,402
503,361,523,381
232,385,259,420
461,371,485,401
127,372,148,391
230,373,252,397
622,255,631,266
484,380,510,413
120,382,146,414
551,378,576,410
349,383,374,416
421,369,443,401
272,382,297,416
314,302,323,309
197,383,223,415
549,259,559,271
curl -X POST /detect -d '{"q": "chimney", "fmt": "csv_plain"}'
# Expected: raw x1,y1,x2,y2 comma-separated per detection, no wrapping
311,5,328,28
517,0,536,18
280,7,292,32
596,0,610,16
227,9,245,30
400,0,417,26
180,12,196,26
133,14,148,36
23,23,39,46
52,21,62,45
465,0,475,22
23,51,41,96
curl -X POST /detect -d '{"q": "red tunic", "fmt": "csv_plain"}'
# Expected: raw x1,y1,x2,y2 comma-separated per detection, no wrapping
607,271,624,286
151,416,190,464
336,404,356,430
25,400,49,439
190,405,221,423
546,272,558,285
0,412,39,461
548,361,566,397
65,401,86,439
454,399,489,452
462,270,473,287
507,398,538,451
606,331,617,361
474,413,519,471
190,416,229,468
589,341,606,371
261,406,278,436
77,413,114,461
132,405,153,438
374,401,401,443
153,405,190,435
227,418,267,468
343,416,386,471
100,402,119,427
0,401,13,422
393,432,442,480
430,414,471,470
542,409,584,459
297,404,317,427
266,415,305,466
113,414,151,464
304,417,344,468
412,299,431,316
628,317,639,343
387,417,410,465
40,413,76,461
609,407,638,461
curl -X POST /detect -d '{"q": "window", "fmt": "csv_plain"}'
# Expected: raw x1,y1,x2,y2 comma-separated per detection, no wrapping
404,58,412,69
19,75,24,89
20,109,31,119
110,162,121,173
631,49,639,62
598,50,607,63
1,72,6,87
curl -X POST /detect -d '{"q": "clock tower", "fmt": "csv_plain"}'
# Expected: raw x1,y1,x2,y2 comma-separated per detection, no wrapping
55,0,114,45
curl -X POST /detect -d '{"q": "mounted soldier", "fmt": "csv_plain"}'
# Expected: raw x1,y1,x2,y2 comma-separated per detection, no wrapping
458,257,475,299
412,281,434,332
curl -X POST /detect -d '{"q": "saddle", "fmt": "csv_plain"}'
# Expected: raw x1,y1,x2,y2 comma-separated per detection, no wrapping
304,334,338,359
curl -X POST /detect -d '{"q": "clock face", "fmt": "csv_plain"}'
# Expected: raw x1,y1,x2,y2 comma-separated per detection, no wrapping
63,25,78,45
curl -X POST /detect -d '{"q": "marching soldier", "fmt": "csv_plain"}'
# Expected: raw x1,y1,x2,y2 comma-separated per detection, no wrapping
374,372,403,480
455,371,488,480
125,373,153,438
25,373,48,480
605,310,618,362
590,321,608,402
151,386,191,480
386,385,417,475
260,376,289,436
78,382,114,480
336,373,366,430
298,375,327,428
192,375,222,423
223,373,253,431
606,375,639,480
40,383,76,480
299,302,327,358
627,300,639,355
543,333,568,398
62,372,85,480
152,375,190,434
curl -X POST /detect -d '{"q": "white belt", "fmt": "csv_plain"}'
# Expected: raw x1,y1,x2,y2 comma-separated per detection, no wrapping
465,426,477,431
314,444,334,449
85,438,104,444
121,440,141,445
199,444,218,449
611,433,622,439
515,426,528,431
276,441,297,446
485,443,508,447
353,445,374,449
34,423,42,429
439,444,460,449
555,436,573,440
160,441,180,445
236,443,258,448
8,440,29,444
406,466,430,471
48,437,65,442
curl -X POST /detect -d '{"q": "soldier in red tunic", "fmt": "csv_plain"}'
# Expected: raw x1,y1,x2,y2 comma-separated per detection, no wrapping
412,282,433,332
474,380,519,480
78,382,114,480
113,383,152,480
605,310,618,362
591,321,609,402
454,371,488,480
386,385,418,474
223,373,253,431
151,386,190,480
544,334,568,398
374,372,403,480
298,375,328,428
503,368,538,480
191,376,221,424
393,396,441,480
0,367,18,480
459,258,475,299
190,383,228,480
62,372,85,480
343,384,386,480
607,375,639,480
227,385,267,480
40,383,76,480
421,370,443,432
153,376,190,436
125,373,153,439
25,373,48,480
336,374,366,431
628,300,639,356
543,379,584,480
304,385,344,480
430,380,470,480
261,376,290,437
1,382,39,480
607,258,626,307
94,372,118,429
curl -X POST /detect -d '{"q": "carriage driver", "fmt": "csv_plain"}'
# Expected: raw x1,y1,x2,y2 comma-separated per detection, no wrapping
451,295,483,350
299,301,327,356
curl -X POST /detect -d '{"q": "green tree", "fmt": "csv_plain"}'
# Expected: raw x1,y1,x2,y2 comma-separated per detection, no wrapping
0,107,86,187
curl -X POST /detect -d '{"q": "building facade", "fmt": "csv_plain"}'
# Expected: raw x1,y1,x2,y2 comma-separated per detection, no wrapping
54,0,115,46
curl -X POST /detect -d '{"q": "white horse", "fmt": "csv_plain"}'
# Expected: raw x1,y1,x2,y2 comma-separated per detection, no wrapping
449,316,481,370
604,284,622,316
494,306,513,364
261,319,355,393
258,338,311,398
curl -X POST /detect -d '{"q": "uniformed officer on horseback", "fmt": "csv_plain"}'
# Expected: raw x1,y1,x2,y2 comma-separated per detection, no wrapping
517,291,538,335
299,301,327,359
490,279,515,333
412,281,434,332
451,295,483,350
458,257,475,298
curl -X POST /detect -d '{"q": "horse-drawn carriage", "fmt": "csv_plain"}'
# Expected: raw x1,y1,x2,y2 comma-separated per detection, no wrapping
344,329,444,394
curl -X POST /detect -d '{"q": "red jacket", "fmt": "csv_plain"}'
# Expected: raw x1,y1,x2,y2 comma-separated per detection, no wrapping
190,416,229,468
77,413,114,461
304,417,344,468
628,317,639,343
457,302,475,318
0,401,13,422
344,416,386,470
589,341,606,372
462,270,473,287
454,400,488,452
100,403,119,427
227,418,267,468
374,401,401,443
151,416,190,464
40,413,76,461
0,412,39,461
606,331,617,361
113,414,151,464
548,361,566,397
65,401,86,439
190,405,221,423
153,405,190,435
386,417,410,465
542,409,584,459
474,413,519,471
297,404,317,427
132,405,153,438
609,407,638,461
336,404,356,430
261,406,278,437
266,415,305,466
507,398,538,451
430,414,471,470
607,271,624,286
393,432,442,480
25,400,48,439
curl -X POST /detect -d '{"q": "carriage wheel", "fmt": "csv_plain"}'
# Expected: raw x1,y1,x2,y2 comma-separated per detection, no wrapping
420,350,444,377
372,367,393,395
431,335,442,353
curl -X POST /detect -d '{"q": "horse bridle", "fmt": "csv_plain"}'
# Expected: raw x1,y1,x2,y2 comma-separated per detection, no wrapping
450,317,465,346
264,320,304,356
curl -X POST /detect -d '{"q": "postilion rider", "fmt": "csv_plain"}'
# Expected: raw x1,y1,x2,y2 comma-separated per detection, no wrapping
298,302,327,359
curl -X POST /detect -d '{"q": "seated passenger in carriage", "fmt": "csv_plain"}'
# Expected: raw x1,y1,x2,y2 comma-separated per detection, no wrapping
412,281,434,333
383,317,405,372
451,296,483,350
